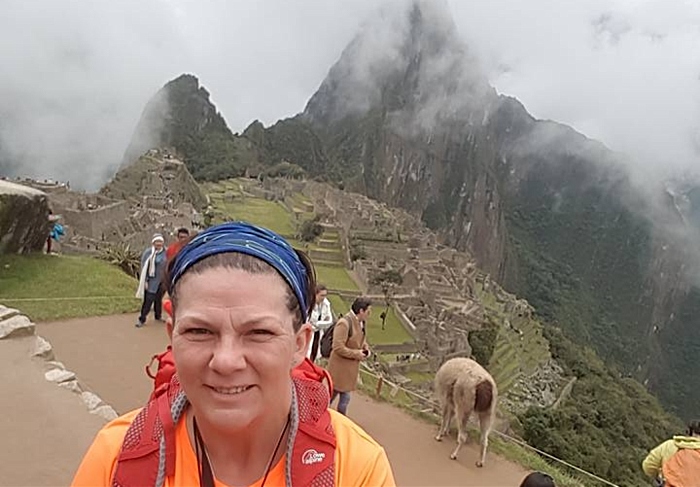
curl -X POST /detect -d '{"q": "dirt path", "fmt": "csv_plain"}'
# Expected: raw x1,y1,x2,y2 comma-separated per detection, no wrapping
38,313,529,486
0,336,107,486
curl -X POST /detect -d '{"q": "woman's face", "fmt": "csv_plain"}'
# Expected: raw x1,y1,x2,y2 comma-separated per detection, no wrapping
168,266,311,432
315,289,327,305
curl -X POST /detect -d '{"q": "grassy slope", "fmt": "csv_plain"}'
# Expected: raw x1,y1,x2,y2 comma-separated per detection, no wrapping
327,293,413,346
210,195,296,237
314,265,359,292
0,254,139,322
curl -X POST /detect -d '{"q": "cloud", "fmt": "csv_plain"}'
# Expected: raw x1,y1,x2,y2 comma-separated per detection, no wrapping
0,0,378,190
0,0,191,190
447,0,700,183
0,0,699,191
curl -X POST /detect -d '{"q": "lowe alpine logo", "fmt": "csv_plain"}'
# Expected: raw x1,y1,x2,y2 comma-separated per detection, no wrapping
302,449,326,465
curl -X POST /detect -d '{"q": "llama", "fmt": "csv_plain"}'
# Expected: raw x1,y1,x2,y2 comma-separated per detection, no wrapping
434,357,498,467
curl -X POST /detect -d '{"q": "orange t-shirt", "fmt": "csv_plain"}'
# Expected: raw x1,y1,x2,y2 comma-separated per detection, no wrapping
71,408,395,487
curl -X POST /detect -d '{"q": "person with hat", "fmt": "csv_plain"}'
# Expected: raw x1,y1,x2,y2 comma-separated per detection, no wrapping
72,221,396,486
135,233,167,328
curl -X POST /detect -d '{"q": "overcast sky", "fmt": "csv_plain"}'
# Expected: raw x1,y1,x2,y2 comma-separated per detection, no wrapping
1,0,699,190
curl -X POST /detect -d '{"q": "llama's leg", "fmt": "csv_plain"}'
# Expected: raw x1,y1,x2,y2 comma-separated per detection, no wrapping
435,401,454,441
475,409,494,468
450,405,471,460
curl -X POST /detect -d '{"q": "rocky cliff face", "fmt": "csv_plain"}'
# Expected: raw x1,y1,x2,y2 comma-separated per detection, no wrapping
0,180,51,254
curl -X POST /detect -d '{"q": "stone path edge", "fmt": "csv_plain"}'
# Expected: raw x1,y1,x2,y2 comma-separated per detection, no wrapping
0,304,118,422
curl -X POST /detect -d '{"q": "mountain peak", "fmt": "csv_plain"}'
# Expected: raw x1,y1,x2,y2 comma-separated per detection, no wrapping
120,73,257,180
303,0,494,131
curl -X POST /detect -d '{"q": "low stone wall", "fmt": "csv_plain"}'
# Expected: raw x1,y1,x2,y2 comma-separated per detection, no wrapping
0,304,118,422
62,200,129,240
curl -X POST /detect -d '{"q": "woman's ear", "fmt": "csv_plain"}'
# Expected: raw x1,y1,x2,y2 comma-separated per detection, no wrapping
293,323,313,366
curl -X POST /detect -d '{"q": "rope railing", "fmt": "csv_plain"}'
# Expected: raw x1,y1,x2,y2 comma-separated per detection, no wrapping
357,363,620,487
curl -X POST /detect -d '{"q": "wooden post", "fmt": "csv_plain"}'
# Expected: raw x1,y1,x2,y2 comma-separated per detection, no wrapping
375,375,384,397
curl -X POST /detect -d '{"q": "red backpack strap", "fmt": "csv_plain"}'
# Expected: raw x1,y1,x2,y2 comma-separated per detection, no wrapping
113,369,336,487
145,347,176,401
292,358,334,397
287,376,336,487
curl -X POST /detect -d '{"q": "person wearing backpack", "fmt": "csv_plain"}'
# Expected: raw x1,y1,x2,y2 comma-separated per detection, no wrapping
71,221,395,487
642,420,700,486
327,297,372,416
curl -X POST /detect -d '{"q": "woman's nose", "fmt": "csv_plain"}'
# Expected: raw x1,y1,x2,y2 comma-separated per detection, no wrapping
208,337,247,373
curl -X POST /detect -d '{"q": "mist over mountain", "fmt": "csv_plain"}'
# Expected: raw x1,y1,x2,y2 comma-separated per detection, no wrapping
5,1,700,483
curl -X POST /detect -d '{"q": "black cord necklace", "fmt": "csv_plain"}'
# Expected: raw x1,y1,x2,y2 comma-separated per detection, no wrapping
193,414,291,487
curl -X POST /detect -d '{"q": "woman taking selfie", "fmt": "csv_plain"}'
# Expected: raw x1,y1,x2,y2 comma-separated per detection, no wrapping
71,221,396,487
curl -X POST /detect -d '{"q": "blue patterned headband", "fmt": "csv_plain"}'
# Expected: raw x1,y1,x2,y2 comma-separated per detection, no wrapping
168,221,311,322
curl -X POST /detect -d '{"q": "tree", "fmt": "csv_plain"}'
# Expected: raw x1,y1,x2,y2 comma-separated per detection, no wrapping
371,269,403,330
299,215,324,242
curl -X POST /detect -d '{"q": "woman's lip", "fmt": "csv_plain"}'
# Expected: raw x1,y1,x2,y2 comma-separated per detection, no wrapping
206,384,254,395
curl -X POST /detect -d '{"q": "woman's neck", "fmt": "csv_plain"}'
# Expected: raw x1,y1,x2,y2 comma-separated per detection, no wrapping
187,400,292,486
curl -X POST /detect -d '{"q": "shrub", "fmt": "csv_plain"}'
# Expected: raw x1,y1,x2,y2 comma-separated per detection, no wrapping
98,242,140,278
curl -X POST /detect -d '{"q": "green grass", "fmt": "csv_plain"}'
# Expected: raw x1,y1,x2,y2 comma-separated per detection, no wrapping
210,196,296,237
404,370,433,384
326,293,413,346
202,179,243,194
365,305,413,345
327,293,348,319
0,253,140,322
315,265,359,292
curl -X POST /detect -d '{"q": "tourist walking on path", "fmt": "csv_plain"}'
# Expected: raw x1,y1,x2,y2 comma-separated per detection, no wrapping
72,221,395,487
327,296,372,415
135,233,166,327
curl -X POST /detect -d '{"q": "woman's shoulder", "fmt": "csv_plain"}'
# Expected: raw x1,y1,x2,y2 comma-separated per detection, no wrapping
328,410,395,485
70,409,144,486
93,408,143,446
328,409,384,460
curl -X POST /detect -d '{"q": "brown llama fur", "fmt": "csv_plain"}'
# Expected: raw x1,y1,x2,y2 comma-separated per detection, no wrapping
434,357,498,467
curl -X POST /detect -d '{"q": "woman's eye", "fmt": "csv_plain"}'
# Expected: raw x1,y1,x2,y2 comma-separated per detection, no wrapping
186,328,211,335
251,329,273,336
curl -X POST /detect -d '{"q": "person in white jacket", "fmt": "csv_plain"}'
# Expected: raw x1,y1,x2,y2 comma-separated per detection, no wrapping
307,284,334,362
